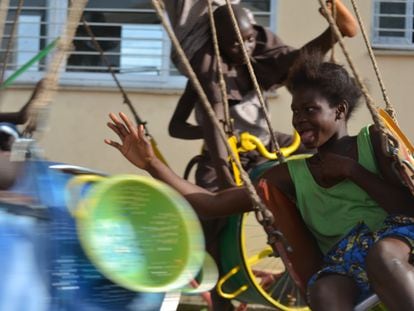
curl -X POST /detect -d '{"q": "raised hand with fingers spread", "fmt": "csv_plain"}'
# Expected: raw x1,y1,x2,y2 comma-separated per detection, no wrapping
105,112,155,170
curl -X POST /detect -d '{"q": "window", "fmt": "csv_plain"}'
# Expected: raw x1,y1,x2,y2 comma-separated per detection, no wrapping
0,0,49,80
372,0,414,50
63,0,174,88
1,0,276,89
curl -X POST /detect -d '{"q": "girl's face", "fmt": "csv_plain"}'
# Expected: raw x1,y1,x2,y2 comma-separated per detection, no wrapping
291,86,343,149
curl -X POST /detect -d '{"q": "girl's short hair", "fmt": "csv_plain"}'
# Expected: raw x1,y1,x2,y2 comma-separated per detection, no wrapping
286,51,362,120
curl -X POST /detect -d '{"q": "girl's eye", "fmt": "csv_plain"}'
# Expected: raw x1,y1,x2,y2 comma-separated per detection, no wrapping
306,107,315,113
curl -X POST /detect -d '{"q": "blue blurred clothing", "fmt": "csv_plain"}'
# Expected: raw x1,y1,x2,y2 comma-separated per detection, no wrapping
0,159,165,311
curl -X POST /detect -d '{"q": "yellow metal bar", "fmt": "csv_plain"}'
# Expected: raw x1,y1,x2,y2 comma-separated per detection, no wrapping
216,247,273,299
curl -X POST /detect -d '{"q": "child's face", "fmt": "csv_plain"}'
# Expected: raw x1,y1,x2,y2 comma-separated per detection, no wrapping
219,23,256,65
291,86,341,149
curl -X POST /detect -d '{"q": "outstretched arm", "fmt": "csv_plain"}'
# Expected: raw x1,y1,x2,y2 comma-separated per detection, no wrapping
105,112,252,218
301,0,358,55
168,82,203,140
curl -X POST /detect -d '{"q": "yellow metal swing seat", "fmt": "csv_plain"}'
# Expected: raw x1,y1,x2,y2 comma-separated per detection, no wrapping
379,108,414,196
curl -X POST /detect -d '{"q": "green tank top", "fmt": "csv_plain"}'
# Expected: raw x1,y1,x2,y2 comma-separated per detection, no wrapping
287,126,388,254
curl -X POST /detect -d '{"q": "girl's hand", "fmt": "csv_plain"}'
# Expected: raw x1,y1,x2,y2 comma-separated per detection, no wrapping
104,112,155,170
318,152,358,182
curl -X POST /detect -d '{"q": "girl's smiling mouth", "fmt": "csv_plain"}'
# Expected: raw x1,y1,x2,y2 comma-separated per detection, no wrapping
299,129,316,145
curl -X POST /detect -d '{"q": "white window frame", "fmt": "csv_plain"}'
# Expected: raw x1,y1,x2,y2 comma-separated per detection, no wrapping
372,0,414,50
3,0,278,90
4,0,67,85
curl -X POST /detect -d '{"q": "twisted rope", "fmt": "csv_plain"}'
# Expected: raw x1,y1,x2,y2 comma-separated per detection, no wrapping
317,0,386,134
80,16,169,166
80,17,143,126
223,0,284,162
206,0,232,134
329,0,337,63
349,0,396,121
23,0,89,136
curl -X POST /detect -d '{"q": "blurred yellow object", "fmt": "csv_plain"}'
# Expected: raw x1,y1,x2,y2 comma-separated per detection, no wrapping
150,136,169,166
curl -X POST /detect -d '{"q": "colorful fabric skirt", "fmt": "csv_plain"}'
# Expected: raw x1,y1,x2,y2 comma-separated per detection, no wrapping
308,214,414,302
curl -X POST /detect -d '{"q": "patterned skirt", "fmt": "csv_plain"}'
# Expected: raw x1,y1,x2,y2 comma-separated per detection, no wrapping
308,214,414,302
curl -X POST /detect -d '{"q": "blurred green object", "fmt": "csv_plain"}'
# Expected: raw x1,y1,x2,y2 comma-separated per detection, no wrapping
66,174,207,293
371,303,388,311
0,38,59,89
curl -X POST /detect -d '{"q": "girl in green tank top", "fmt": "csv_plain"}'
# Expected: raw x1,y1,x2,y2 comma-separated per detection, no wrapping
278,53,414,310
287,125,388,254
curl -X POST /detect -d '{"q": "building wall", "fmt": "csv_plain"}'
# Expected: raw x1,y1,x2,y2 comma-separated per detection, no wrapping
1,88,198,177
1,0,413,178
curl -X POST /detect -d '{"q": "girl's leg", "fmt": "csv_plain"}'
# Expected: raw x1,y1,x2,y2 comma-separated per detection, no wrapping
366,237,414,311
308,274,358,311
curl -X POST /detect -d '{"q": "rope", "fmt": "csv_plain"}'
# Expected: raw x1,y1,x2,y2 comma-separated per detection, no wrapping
206,0,232,135
80,17,144,127
348,0,396,121
317,0,386,134
0,0,10,54
329,0,337,63
223,0,285,162
80,16,169,166
151,0,274,225
23,0,88,137
0,0,24,85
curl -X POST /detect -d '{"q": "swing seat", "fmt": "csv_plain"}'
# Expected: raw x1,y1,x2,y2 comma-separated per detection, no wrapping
217,159,320,310
257,178,323,293
379,108,414,196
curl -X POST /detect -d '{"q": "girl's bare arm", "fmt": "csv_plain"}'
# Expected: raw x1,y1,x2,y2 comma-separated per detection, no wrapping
105,112,253,218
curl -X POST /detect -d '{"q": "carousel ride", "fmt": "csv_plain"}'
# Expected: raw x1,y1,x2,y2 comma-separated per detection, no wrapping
0,0,413,311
